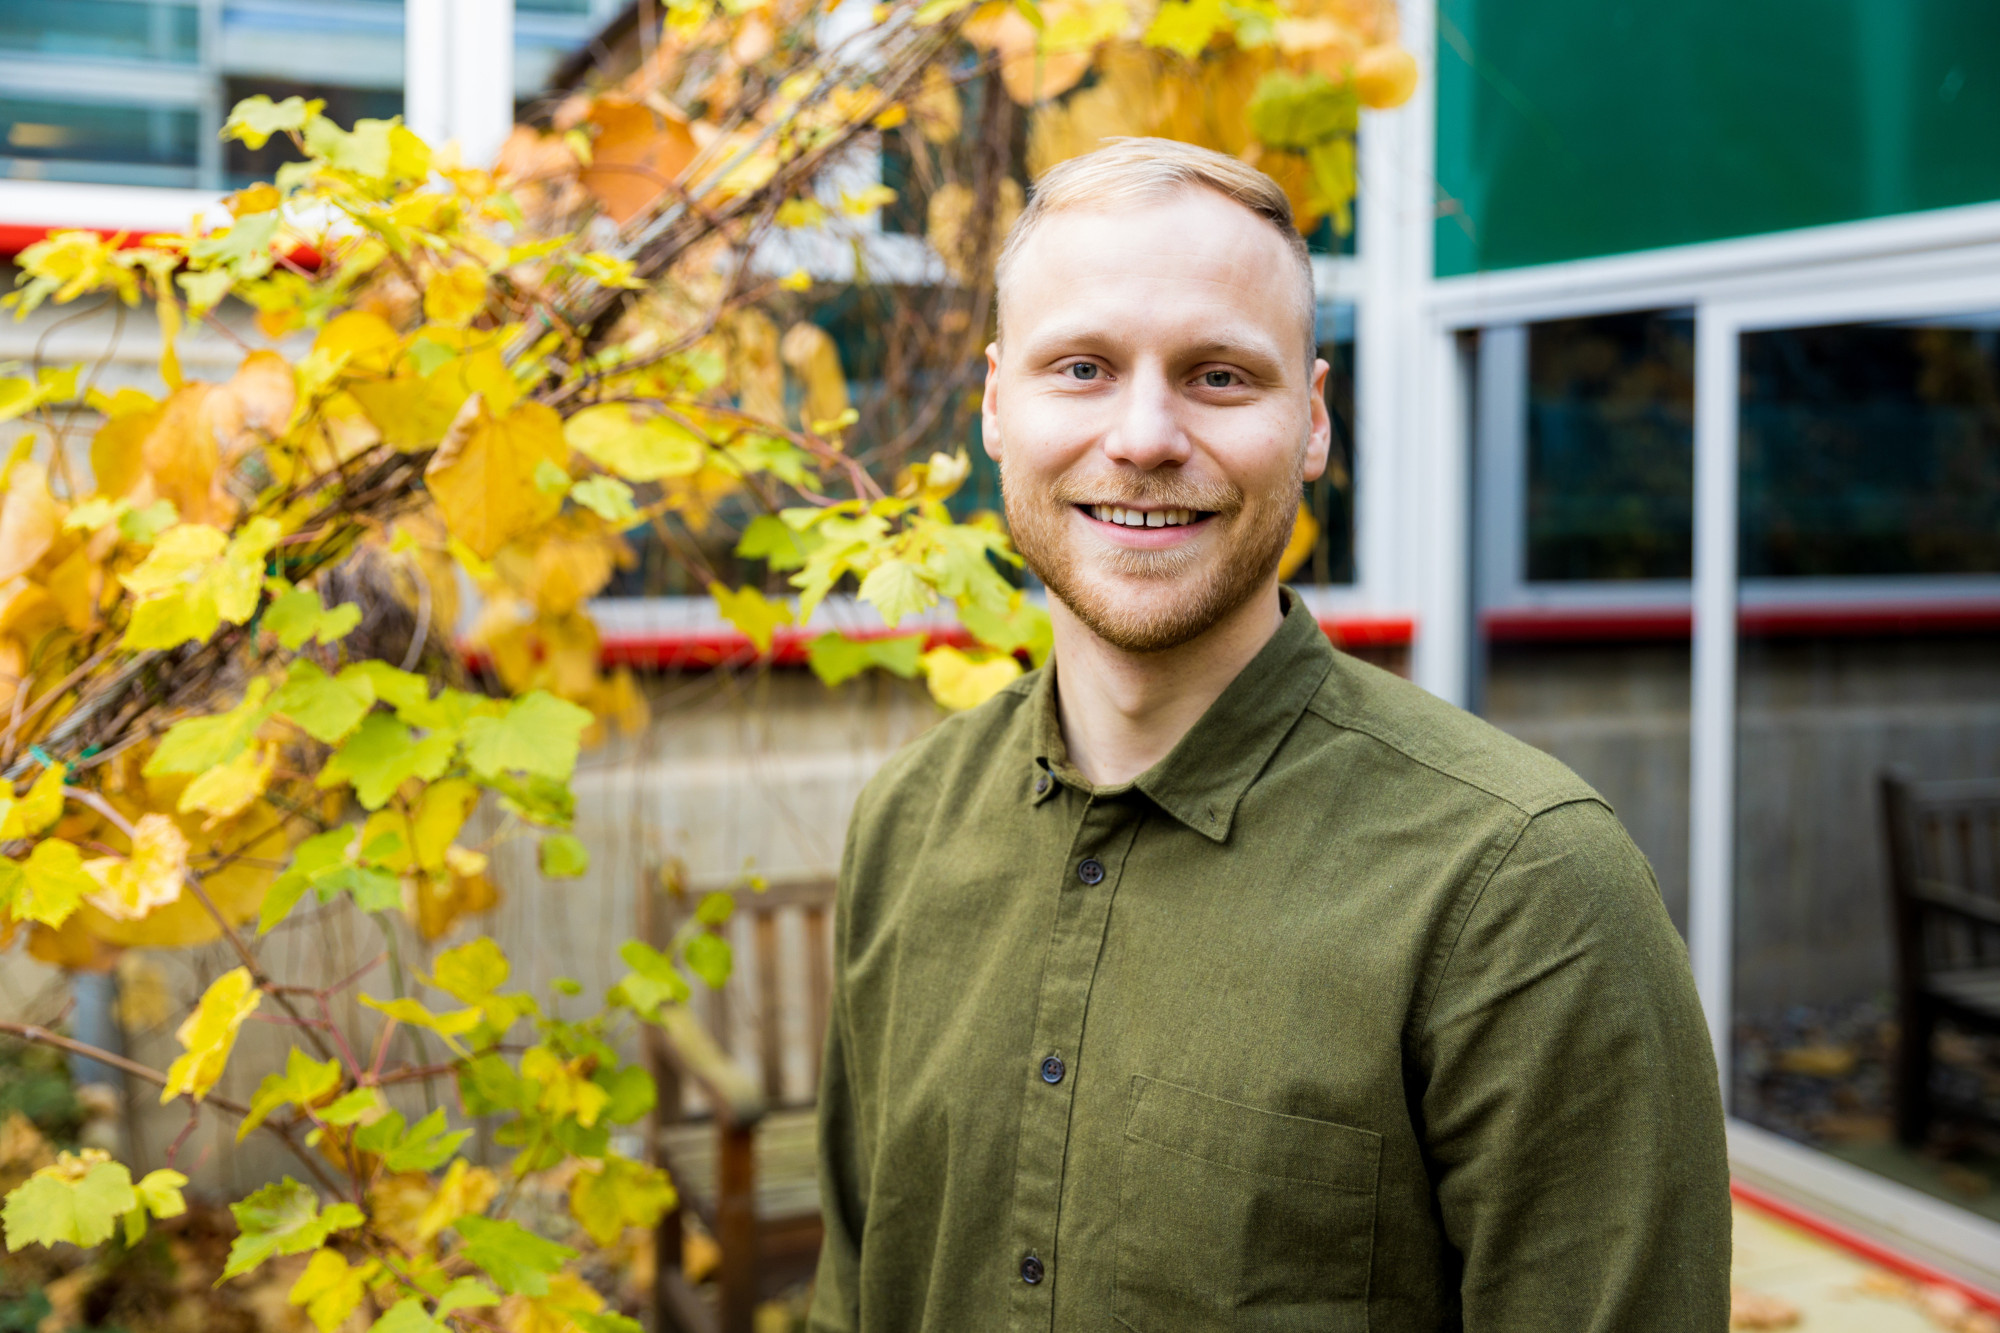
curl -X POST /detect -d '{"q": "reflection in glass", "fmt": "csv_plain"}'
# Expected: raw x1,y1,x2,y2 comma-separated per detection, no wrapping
1732,314,2000,1226
1526,310,1693,581
0,0,198,63
0,98,200,185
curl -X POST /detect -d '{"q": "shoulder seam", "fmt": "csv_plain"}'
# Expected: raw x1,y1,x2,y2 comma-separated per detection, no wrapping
1301,694,1599,819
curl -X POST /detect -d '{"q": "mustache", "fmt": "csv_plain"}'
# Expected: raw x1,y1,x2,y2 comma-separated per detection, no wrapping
1042,475,1242,514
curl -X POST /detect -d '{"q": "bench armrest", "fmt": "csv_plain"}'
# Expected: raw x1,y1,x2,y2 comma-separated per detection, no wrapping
653,1007,767,1129
1914,880,2000,930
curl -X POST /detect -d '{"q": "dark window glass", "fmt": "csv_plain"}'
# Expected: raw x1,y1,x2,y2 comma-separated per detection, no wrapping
223,78,403,188
0,0,197,62
0,97,198,174
1741,321,2000,577
1525,310,1693,581
1305,317,1356,584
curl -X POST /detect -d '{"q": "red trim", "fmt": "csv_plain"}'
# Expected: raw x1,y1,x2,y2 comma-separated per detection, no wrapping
468,613,1417,673
0,222,322,269
1484,601,2000,644
1730,1179,2000,1313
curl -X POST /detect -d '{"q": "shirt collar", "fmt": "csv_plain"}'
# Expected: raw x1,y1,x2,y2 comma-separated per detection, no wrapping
1028,589,1336,841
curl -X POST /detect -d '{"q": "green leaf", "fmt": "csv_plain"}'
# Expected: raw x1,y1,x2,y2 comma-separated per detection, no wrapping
538,834,589,879
572,1314,643,1333
489,773,575,828
356,1107,469,1173
118,499,178,545
461,691,592,783
264,586,362,650
222,94,324,149
223,1179,363,1279
238,1048,342,1142
857,559,936,628
594,1064,656,1125
2,1156,136,1250
317,1088,384,1126
614,940,689,1017
570,475,637,524
145,679,275,776
433,1279,500,1318
684,933,732,990
805,633,924,687
532,458,572,495
735,513,821,572
708,582,793,655
369,1298,446,1333
453,1216,575,1296
317,713,455,809
259,826,354,933
569,1154,675,1246
694,890,734,926
958,595,1054,667
1246,69,1358,151
273,660,376,744
133,1169,187,1219
303,116,393,178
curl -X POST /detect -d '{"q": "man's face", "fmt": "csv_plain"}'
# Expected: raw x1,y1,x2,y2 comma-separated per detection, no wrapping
983,189,1331,653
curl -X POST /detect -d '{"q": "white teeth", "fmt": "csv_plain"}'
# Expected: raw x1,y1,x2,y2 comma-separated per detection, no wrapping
1089,504,1201,528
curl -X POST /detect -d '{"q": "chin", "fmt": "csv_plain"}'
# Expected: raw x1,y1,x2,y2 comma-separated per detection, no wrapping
1048,559,1267,654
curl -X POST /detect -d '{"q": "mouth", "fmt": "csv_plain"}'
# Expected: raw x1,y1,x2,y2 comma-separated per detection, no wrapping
1078,504,1213,530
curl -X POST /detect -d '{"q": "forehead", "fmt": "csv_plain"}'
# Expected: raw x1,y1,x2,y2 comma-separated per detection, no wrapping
1000,189,1310,359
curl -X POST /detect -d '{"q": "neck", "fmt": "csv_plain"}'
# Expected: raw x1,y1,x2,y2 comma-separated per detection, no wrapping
1051,578,1286,787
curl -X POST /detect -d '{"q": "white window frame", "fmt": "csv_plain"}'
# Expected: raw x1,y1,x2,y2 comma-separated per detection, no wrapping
1391,0,2000,1278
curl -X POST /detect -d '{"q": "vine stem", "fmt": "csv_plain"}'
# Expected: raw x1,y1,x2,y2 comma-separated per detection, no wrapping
61,785,338,1064
0,1019,347,1198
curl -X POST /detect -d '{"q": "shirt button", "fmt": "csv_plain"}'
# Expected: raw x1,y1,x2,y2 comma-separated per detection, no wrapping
1040,1054,1065,1084
1035,774,1050,795
1078,858,1105,885
1020,1254,1044,1285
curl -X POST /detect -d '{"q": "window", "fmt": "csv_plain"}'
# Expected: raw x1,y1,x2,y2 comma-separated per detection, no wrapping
0,1,198,64
0,97,200,186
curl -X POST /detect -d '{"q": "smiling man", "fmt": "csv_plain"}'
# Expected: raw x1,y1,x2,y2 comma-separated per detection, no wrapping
809,139,1729,1332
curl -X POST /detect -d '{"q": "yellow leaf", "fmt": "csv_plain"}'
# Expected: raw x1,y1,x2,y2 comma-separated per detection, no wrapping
727,310,785,424
1276,500,1319,581
160,966,260,1103
425,398,568,559
921,645,1022,711
416,1157,498,1244
0,461,58,584
178,744,276,823
519,1046,610,1127
424,262,489,328
777,269,812,292
778,323,850,433
913,65,963,144
289,1248,377,1333
708,582,793,655
925,178,1024,284
83,813,191,922
568,1155,675,1247
562,404,706,482
0,763,68,840
1354,44,1418,109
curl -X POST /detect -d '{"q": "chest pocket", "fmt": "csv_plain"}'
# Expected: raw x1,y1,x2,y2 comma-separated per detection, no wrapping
1114,1075,1380,1333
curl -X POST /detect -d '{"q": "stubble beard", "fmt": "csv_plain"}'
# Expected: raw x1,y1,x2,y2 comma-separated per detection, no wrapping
1000,461,1301,653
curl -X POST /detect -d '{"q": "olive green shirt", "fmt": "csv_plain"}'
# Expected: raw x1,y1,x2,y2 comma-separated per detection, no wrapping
810,592,1729,1332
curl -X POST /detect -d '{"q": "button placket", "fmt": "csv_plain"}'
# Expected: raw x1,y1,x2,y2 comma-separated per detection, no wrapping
1005,797,1139,1330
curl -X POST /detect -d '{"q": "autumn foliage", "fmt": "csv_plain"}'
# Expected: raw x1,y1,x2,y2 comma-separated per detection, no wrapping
0,0,1409,1326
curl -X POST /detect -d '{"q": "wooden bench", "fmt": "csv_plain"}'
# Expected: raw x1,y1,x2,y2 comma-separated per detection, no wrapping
639,870,835,1333
1881,769,2000,1146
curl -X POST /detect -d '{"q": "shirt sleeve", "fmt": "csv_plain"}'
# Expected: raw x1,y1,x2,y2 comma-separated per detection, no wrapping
1416,798,1732,1332
808,822,867,1333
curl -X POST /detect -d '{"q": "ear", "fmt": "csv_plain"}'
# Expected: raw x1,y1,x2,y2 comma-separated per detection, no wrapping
981,341,1004,463
1301,356,1332,482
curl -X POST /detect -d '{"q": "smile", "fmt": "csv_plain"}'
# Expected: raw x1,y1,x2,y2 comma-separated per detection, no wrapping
1082,504,1208,529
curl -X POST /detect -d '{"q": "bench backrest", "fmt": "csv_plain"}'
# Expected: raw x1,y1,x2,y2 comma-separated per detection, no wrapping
1882,769,2000,976
640,869,837,1114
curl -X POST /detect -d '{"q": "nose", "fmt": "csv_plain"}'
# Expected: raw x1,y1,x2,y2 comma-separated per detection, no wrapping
1100,362,1191,471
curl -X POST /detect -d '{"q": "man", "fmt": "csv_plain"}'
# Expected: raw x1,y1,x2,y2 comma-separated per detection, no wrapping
810,138,1729,1331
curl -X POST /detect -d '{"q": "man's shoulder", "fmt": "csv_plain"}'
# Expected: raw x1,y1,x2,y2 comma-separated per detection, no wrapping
1302,650,1603,820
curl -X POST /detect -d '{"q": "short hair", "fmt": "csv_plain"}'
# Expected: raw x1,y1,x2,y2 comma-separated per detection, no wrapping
994,137,1317,359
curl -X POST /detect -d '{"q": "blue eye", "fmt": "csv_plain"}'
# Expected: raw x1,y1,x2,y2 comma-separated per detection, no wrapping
1066,363,1100,380
1202,370,1236,388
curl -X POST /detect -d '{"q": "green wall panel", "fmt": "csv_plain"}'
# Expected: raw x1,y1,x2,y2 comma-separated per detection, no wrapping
1435,1,2000,277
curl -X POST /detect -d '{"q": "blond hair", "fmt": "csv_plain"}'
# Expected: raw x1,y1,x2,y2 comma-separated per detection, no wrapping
994,137,1316,357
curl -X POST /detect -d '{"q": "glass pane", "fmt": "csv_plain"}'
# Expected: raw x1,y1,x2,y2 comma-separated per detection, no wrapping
1526,310,1693,581
0,97,200,185
0,0,198,62
1732,313,2000,1225
1471,318,1691,934
1742,322,2000,577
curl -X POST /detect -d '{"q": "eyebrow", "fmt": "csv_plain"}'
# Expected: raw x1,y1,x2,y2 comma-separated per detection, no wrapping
1017,321,1289,371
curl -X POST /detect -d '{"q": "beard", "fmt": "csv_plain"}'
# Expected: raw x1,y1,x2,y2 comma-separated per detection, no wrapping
1001,461,1300,653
